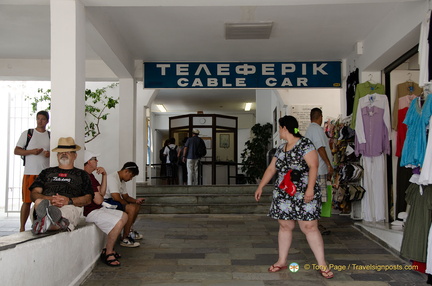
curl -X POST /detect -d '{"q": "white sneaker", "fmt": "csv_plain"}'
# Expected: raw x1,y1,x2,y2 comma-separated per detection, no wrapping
31,216,52,234
129,230,143,240
120,236,140,248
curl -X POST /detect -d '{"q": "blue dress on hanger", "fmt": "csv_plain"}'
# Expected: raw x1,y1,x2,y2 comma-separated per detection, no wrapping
400,95,432,168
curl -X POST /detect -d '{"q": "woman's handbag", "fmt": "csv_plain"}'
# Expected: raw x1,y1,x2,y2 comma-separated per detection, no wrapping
279,169,297,196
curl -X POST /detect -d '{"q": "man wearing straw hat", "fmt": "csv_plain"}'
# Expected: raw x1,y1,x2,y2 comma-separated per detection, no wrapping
29,137,93,234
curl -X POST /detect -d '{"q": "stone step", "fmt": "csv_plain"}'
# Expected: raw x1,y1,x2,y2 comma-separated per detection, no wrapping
136,184,270,195
143,193,271,204
139,203,271,214
136,184,274,214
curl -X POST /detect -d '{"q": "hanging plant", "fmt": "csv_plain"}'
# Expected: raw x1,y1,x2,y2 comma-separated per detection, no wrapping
27,83,119,143
241,122,273,184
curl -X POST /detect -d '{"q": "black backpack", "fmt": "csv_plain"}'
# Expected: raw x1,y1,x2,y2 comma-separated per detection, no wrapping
196,138,207,158
21,128,51,166
168,145,178,163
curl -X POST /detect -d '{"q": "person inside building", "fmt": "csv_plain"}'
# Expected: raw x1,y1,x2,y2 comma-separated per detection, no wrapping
14,110,50,232
305,107,334,235
163,137,178,185
104,162,144,247
83,150,130,266
29,137,93,234
183,129,202,185
254,115,333,278
178,137,188,185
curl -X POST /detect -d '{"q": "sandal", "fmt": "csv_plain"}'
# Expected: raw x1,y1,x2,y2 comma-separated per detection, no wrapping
268,264,288,272
319,268,334,279
104,253,121,267
101,248,121,259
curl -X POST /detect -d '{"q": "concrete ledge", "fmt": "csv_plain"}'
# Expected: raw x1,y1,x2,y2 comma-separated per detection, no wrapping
354,221,403,254
0,220,105,286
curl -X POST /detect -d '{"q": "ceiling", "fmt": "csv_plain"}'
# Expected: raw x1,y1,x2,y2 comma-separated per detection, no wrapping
0,0,425,114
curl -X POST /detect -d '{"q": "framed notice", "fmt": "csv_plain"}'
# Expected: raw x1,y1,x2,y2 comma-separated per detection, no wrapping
291,105,322,134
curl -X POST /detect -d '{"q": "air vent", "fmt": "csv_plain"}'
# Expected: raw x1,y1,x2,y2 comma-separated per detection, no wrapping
225,22,273,40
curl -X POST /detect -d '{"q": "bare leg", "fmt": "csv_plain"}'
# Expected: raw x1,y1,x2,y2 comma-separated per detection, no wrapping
298,220,327,268
269,219,295,271
20,202,31,231
123,203,140,240
105,213,128,266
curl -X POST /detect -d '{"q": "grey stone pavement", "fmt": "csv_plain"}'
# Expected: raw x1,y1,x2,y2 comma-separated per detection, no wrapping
77,214,426,286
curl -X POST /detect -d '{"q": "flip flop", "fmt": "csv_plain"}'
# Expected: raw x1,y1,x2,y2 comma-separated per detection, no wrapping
268,264,288,272
319,268,334,279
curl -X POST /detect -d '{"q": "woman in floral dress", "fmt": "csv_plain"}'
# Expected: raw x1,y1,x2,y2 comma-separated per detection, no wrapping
255,115,333,278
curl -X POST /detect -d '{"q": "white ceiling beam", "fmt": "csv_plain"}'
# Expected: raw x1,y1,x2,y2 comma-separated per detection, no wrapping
86,8,134,78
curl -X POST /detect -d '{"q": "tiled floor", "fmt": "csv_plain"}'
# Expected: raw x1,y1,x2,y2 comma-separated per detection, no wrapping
0,213,31,237
75,214,427,286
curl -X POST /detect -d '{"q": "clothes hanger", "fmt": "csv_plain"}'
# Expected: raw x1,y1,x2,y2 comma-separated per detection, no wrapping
368,74,377,84
407,73,413,82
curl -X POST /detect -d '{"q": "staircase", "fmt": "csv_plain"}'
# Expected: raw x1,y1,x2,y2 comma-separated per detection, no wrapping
136,184,273,214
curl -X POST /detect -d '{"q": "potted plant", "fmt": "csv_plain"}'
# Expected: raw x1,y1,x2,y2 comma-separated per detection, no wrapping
240,122,272,184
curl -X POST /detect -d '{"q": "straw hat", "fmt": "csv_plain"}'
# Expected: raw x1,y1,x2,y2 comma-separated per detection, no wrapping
51,137,81,152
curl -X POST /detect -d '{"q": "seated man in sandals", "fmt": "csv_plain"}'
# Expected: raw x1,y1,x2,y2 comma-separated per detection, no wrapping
83,150,130,267
104,162,144,247
29,137,93,234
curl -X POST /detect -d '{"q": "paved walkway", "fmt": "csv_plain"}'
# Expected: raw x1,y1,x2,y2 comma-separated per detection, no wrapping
77,214,426,286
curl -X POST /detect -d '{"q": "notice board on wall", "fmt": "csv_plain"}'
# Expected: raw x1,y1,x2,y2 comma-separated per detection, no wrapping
291,105,322,134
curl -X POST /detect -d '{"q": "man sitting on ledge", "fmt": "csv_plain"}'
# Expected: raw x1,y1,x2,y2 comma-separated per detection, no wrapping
29,137,93,234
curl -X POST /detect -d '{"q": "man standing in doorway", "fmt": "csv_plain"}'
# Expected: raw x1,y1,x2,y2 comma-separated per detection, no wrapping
14,110,50,232
183,129,201,185
305,108,333,235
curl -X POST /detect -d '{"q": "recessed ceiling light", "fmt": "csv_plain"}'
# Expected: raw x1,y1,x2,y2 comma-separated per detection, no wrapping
156,104,167,112
225,22,273,40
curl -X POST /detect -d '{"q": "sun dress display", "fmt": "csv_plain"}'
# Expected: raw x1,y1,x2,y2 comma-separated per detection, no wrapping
268,137,321,221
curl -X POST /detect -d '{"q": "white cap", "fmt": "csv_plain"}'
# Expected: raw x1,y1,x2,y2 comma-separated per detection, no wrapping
84,150,100,163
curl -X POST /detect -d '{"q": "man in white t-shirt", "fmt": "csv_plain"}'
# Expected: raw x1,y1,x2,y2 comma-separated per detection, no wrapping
14,110,50,232
105,162,145,247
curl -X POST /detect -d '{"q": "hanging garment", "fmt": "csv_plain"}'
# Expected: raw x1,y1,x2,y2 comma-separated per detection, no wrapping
419,115,432,185
400,184,432,263
419,10,431,86
400,96,432,168
350,81,385,129
354,93,390,157
396,94,419,157
392,83,423,130
346,68,359,115
426,223,432,274
361,154,387,222
395,157,412,215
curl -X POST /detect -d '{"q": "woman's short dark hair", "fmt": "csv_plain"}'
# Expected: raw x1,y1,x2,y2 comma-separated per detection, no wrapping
279,115,302,138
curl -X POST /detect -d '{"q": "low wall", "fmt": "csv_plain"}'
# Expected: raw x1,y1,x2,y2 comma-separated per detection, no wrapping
0,221,105,286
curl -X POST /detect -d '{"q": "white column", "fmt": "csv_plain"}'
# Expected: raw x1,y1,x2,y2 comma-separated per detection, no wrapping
119,78,137,196
50,0,86,167
255,90,273,124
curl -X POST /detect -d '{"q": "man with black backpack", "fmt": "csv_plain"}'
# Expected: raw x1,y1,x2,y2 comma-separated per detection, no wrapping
163,137,178,185
14,110,50,232
182,129,206,185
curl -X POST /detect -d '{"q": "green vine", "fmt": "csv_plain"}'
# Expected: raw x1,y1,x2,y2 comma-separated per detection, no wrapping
27,83,119,143
240,122,273,184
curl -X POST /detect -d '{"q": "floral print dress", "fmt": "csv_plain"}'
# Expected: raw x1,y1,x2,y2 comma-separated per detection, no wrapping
268,137,322,221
